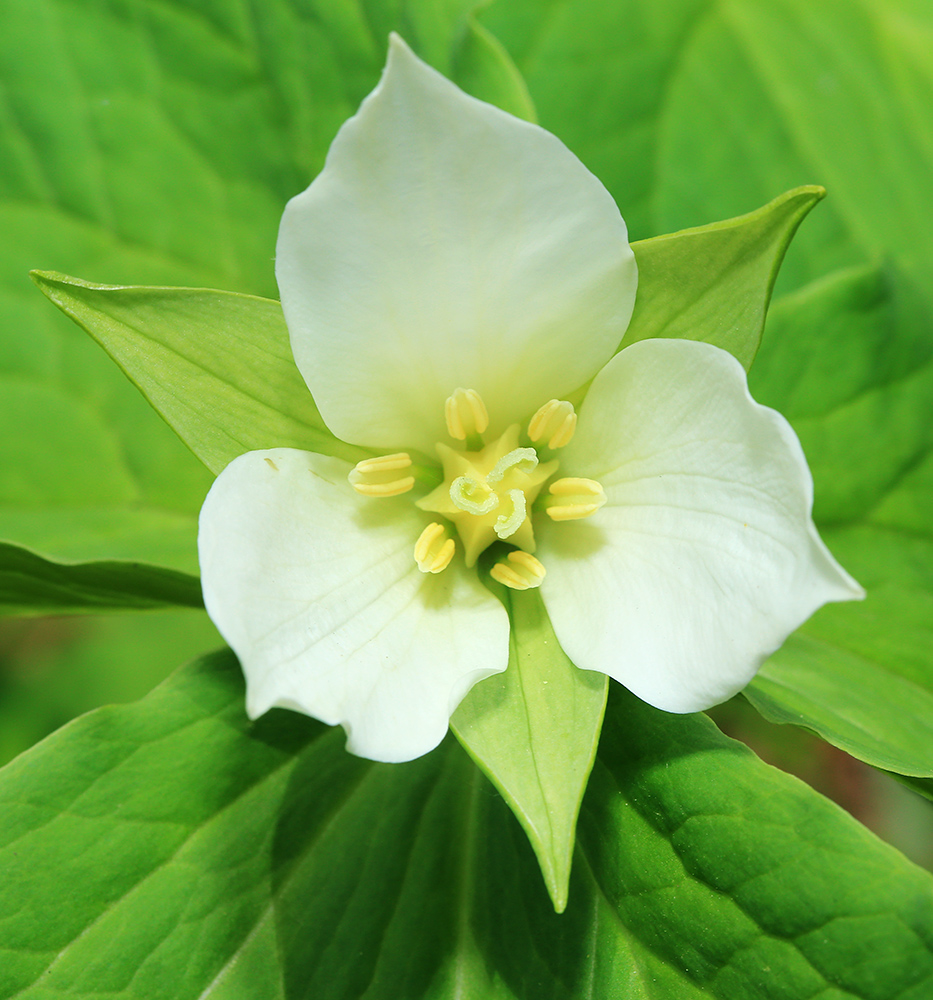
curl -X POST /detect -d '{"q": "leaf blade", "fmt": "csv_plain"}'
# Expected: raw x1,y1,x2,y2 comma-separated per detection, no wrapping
3,653,932,999
0,540,202,615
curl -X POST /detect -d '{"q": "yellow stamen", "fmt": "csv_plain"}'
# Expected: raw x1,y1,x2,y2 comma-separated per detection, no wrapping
419,427,557,566
528,399,577,449
414,522,456,574
445,388,489,441
546,477,607,521
490,550,546,590
348,453,414,497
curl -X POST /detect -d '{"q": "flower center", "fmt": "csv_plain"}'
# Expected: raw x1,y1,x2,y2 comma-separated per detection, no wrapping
417,429,558,567
348,389,606,589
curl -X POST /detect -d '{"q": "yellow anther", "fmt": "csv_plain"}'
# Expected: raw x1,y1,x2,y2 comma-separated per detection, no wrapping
414,522,456,574
348,453,414,497
490,551,546,590
445,388,489,441
528,399,577,449
546,477,607,521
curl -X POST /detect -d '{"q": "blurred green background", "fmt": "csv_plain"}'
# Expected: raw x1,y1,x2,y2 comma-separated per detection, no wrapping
1,0,931,867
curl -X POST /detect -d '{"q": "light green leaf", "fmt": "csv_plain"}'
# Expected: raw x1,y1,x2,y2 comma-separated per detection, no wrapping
451,587,607,913
0,318,211,577
30,273,368,475
626,186,824,369
2,653,932,998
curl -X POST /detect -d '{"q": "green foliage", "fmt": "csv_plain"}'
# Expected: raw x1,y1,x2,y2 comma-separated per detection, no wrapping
452,588,607,912
2,651,931,999
1,0,932,991
745,264,933,775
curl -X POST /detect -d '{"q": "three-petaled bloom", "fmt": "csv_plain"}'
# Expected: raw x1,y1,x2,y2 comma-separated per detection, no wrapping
198,36,863,763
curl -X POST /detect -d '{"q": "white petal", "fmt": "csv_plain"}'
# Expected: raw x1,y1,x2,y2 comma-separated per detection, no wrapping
539,339,863,713
198,449,508,762
276,35,637,455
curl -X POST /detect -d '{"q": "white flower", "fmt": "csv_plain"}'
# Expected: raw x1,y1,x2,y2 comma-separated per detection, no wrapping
198,36,863,763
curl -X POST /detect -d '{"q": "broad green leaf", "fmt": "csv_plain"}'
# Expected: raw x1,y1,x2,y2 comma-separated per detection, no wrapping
1,0,528,602
626,186,824,369
0,541,201,616
0,321,210,576
30,274,368,475
451,588,607,913
2,653,932,998
652,0,933,302
748,585,933,777
738,264,933,775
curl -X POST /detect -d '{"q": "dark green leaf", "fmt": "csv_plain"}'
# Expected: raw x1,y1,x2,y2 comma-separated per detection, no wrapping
2,652,931,998
0,541,201,615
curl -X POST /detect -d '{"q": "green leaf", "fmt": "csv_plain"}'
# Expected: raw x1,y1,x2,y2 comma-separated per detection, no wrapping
30,273,368,475
2,652,932,999
0,541,201,616
0,325,210,576
625,186,824,370
747,584,933,776
735,263,933,776
451,587,607,913
1,0,527,602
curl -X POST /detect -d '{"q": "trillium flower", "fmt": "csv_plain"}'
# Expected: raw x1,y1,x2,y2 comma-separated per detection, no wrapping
198,36,863,763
